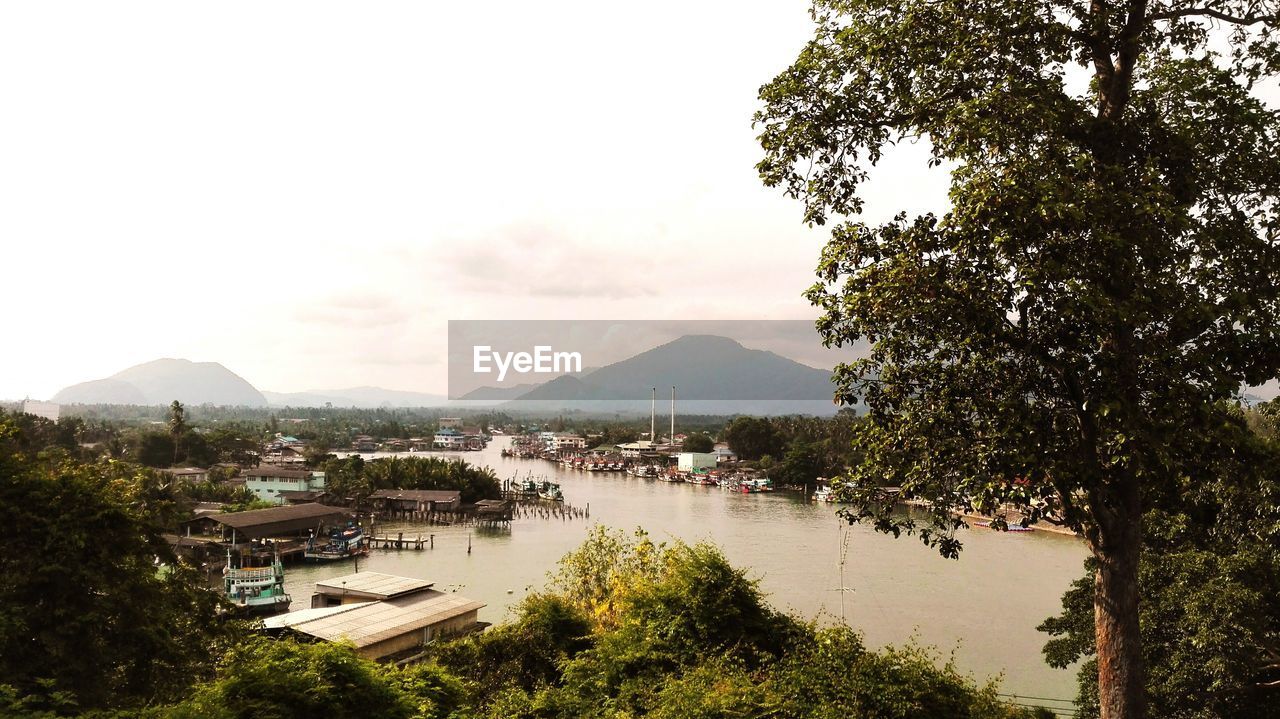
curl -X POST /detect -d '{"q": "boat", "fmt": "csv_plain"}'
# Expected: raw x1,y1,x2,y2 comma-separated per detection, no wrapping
538,481,564,501
813,485,835,502
975,520,1035,532
738,477,775,494
304,522,368,561
223,549,291,615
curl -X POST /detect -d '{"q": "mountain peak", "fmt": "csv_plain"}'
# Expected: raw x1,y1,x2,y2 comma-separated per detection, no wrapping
53,359,267,407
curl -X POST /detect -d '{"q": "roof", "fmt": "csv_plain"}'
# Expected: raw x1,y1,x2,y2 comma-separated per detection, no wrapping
316,572,435,599
277,490,327,501
212,503,350,538
244,467,313,479
369,489,461,503
262,602,374,630
279,590,484,649
159,467,207,475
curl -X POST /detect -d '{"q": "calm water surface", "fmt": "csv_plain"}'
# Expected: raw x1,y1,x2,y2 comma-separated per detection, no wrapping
285,440,1087,700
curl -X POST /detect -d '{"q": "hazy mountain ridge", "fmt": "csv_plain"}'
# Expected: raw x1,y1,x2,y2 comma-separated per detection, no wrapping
45,336,844,414
499,335,841,415
263,386,447,408
53,359,268,407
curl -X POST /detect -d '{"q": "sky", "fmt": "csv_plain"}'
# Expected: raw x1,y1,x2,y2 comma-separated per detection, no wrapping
9,4,1272,404
0,1,955,399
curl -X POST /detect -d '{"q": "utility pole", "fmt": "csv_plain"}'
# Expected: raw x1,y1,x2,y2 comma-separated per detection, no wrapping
650,387,656,443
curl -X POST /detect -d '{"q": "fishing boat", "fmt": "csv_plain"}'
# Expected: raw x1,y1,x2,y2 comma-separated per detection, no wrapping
738,477,775,494
813,485,835,502
520,478,540,495
538,481,564,501
224,549,291,615
304,522,368,561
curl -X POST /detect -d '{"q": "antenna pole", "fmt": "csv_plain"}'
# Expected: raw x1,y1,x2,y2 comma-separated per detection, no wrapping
670,386,675,443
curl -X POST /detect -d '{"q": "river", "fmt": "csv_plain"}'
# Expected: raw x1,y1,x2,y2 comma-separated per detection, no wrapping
283,440,1088,701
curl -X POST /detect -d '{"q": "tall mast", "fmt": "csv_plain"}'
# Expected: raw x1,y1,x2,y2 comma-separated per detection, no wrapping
650,387,656,444
670,386,676,444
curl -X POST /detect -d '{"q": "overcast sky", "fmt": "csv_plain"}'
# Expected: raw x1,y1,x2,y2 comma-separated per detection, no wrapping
0,1,956,399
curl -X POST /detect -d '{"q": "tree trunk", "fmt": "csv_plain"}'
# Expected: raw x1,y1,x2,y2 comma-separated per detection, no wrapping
1092,506,1145,719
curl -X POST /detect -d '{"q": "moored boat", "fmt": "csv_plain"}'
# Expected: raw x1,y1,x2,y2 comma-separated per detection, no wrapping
224,549,291,615
305,522,368,561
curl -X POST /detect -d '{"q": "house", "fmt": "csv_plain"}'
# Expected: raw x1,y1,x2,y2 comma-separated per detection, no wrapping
550,433,587,451
21,400,59,422
437,418,464,430
211,503,353,543
353,435,378,452
369,489,462,514
617,441,656,458
159,466,210,483
677,452,717,472
474,499,514,523
713,443,738,462
264,571,485,660
433,428,469,450
243,467,327,504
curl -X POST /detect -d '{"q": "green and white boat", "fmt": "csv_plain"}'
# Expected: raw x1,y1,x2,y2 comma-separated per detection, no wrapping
224,550,291,615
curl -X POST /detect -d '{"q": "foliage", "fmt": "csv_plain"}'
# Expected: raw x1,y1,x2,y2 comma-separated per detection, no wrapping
1040,413,1280,718
430,593,592,704
723,416,783,460
162,638,464,719
0,415,246,712
454,526,1032,719
757,1,1280,715
680,432,715,453
321,455,501,504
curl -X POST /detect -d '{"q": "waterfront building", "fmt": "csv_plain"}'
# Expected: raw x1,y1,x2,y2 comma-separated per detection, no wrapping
244,467,327,504
677,452,717,472
369,489,461,515
264,571,486,660
212,503,352,544
617,440,656,458
433,428,469,450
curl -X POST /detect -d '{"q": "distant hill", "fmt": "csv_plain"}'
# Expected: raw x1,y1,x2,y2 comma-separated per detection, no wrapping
501,335,842,415
53,359,268,407
455,382,542,401
263,386,447,408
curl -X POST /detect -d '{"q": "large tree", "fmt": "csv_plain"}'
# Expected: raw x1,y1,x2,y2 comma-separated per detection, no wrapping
756,2,1280,718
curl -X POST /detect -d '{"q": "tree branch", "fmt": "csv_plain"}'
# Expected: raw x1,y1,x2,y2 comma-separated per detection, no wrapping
1149,6,1277,25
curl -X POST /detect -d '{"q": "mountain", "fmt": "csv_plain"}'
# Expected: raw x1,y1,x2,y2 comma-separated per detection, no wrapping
263,386,447,408
455,382,543,401
53,359,268,407
502,335,842,415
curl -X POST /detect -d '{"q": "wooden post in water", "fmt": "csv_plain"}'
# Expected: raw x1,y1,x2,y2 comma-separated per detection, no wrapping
467,533,472,555
430,534,435,549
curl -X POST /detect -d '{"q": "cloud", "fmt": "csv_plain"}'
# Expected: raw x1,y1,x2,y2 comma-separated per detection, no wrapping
428,221,663,300
292,291,412,329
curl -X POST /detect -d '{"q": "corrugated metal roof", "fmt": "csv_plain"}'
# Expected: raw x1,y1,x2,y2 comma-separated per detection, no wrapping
262,602,375,630
315,571,434,598
212,504,350,537
289,591,484,647
369,489,461,502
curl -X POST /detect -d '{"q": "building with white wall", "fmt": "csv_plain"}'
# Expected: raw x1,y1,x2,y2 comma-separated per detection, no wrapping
21,400,60,422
